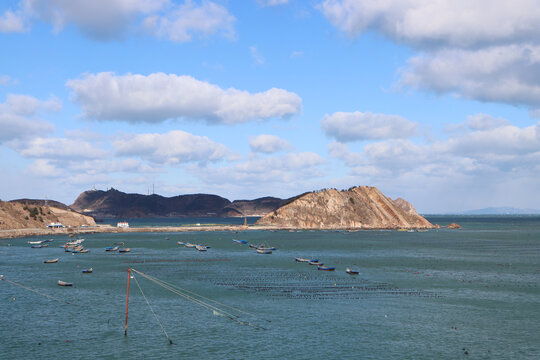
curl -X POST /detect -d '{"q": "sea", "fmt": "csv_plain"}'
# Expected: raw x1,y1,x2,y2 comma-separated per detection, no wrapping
0,215,539,359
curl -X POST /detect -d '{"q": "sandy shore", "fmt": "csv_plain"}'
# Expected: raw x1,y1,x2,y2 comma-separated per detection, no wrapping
0,224,279,239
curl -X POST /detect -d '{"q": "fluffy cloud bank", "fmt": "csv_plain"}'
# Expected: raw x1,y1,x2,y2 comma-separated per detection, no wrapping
67,72,302,124
249,134,291,153
0,94,58,143
401,45,540,108
320,0,540,109
319,0,540,49
329,114,540,210
321,111,417,142
3,0,234,41
113,130,230,164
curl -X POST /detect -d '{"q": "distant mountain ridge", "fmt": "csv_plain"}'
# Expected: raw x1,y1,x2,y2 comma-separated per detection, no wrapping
70,188,289,218
459,207,540,215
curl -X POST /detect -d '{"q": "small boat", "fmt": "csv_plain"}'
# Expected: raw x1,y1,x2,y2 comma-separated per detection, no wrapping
256,249,272,254
177,241,186,246
44,258,58,264
79,249,89,253
195,245,207,252
317,266,335,271
66,239,85,246
346,268,359,275
184,243,196,248
114,242,125,245
31,245,44,248
118,248,131,253
309,260,323,266
57,280,73,286
43,239,54,242
28,240,44,245
81,268,93,273
105,246,119,252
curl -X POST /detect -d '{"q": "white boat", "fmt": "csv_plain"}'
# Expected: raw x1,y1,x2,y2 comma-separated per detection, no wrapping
66,239,85,246
346,268,359,275
28,240,44,245
184,243,196,248
195,245,208,251
256,249,272,254
44,258,59,264
57,280,72,286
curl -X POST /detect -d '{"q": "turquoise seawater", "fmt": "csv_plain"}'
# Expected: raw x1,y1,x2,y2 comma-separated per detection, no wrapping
1,216,539,359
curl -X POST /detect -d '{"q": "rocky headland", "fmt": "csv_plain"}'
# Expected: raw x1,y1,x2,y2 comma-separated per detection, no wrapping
256,186,434,229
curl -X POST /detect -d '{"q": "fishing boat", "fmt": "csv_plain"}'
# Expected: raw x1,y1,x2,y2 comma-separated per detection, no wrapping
57,280,73,286
317,266,335,271
177,241,186,246
309,260,323,266
184,243,196,248
28,240,44,245
195,245,207,252
115,242,125,245
119,248,131,253
66,239,85,246
256,248,272,254
79,249,89,253
81,268,93,273
31,245,44,248
44,258,58,264
43,239,54,242
346,268,359,275
295,257,319,263
105,246,119,252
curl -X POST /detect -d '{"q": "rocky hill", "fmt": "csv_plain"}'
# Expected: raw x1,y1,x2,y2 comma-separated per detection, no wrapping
256,186,433,229
70,188,287,218
0,201,96,230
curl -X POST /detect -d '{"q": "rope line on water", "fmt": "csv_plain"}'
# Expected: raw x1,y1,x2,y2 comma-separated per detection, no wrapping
0,277,71,304
132,273,173,345
131,269,266,330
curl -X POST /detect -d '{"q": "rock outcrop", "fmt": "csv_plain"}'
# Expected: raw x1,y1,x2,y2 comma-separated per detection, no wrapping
0,201,96,230
256,186,433,229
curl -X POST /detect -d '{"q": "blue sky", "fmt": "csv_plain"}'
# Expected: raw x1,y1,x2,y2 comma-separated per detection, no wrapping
1,0,540,213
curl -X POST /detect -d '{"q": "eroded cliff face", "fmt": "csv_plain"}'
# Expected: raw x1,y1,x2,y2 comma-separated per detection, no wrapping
0,201,96,230
256,186,433,229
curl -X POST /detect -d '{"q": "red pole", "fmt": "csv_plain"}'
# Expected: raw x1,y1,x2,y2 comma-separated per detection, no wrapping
124,268,131,336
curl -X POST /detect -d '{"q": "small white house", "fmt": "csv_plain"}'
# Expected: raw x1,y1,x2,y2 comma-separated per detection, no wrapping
47,222,64,228
117,222,130,228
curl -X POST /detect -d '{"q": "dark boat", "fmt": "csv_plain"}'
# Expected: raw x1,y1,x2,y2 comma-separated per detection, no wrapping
346,268,359,275
57,280,73,286
317,266,335,271
81,268,93,273
119,248,131,253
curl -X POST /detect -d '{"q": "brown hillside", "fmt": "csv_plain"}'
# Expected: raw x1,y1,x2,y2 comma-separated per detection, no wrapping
256,186,433,229
0,201,96,230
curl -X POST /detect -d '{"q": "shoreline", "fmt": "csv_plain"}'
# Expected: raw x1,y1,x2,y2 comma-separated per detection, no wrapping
0,224,436,239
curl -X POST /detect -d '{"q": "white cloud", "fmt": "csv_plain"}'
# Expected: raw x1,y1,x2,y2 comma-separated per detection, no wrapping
67,72,302,124
15,137,108,159
319,0,540,49
401,45,540,108
7,0,234,42
0,9,25,33
0,75,17,86
0,94,58,143
258,0,290,6
249,46,265,65
113,130,230,164
144,0,235,42
465,114,512,131
321,111,418,142
192,152,325,189
249,134,291,153
329,117,540,206
24,0,167,39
